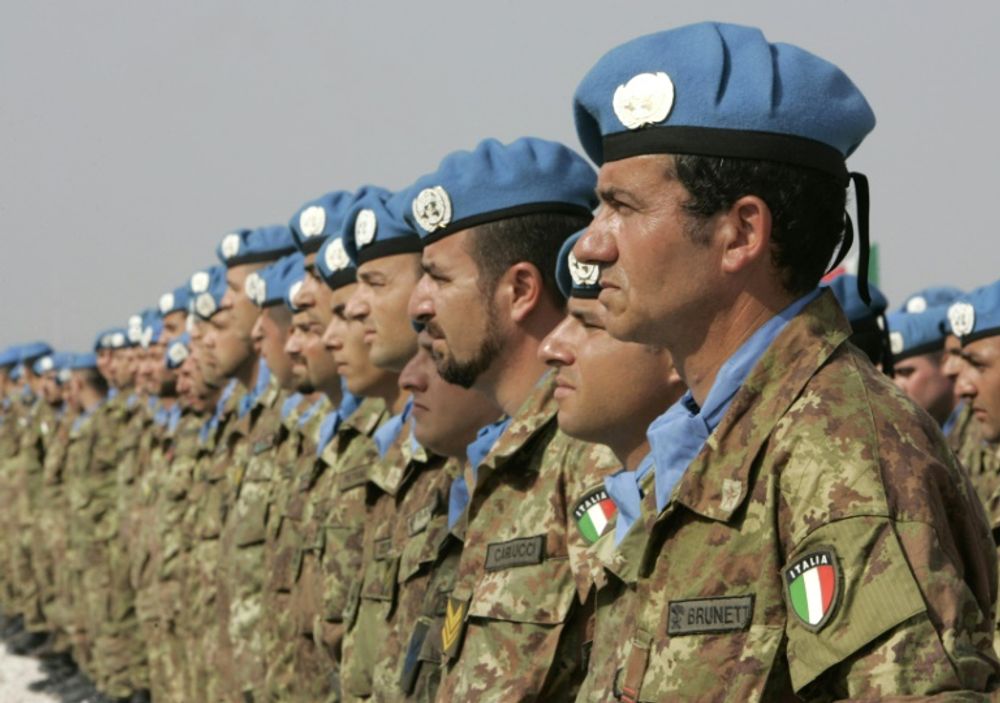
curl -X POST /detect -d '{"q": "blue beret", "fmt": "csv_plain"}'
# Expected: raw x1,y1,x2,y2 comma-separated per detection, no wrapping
159,285,192,316
947,281,1000,345
573,22,875,178
316,230,357,291
68,352,98,370
400,137,597,246
142,313,165,348
189,266,228,320
105,328,130,350
897,285,963,314
556,230,600,299
19,341,53,365
245,252,305,308
165,333,191,370
289,189,366,255
217,224,296,267
342,189,421,266
825,274,888,324
887,308,948,361
0,346,20,368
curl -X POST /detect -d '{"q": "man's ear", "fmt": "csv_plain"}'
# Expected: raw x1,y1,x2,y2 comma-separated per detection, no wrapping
497,262,545,324
719,195,772,275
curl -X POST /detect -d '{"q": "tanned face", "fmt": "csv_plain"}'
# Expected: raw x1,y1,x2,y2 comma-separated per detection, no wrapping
892,352,955,426
347,253,421,372
956,336,1000,442
323,282,397,397
399,336,500,458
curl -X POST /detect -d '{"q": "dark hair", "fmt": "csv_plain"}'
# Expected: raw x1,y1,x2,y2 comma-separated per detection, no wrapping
466,211,593,303
672,155,847,296
80,367,109,395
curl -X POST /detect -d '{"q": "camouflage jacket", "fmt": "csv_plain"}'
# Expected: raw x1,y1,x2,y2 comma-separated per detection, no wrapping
436,373,617,702
582,290,999,702
341,425,454,699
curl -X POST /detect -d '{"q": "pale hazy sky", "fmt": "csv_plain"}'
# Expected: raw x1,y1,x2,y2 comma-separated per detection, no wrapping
2,1,997,351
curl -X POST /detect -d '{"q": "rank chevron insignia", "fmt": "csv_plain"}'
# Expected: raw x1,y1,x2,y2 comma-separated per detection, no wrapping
441,596,468,658
784,548,840,631
573,488,616,544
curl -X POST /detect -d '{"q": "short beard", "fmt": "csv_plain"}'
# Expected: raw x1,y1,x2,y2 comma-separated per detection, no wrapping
435,307,503,390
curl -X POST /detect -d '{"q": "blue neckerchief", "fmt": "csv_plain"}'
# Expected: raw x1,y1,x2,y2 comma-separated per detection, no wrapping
942,402,963,436
315,387,363,457
238,359,272,419
153,401,170,427
147,395,159,411
606,453,655,545
281,392,304,420
108,388,119,400
448,415,512,529
167,404,182,433
127,393,138,409
650,289,821,513
72,398,103,433
201,378,237,443
373,396,414,458
297,398,324,428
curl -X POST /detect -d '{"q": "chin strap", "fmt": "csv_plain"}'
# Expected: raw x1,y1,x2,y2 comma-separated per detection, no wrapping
850,172,871,306
825,171,871,305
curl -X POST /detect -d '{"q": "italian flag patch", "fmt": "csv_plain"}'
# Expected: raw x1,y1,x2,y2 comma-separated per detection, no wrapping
784,548,840,631
573,488,617,544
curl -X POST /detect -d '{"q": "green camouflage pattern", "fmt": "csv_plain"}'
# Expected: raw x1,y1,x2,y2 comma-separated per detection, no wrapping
436,373,617,702
580,290,999,702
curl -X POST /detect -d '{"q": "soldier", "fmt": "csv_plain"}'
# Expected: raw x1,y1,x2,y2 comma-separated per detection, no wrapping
404,136,618,700
571,21,999,698
539,230,686,701
886,305,961,431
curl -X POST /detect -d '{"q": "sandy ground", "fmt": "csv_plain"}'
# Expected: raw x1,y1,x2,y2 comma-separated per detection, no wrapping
0,646,59,703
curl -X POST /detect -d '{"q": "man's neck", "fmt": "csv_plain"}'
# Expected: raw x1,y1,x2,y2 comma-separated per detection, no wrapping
674,292,794,407
619,439,651,472
482,341,549,418
235,353,260,391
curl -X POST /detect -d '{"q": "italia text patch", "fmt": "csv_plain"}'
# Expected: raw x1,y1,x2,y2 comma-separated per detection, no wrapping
785,548,840,631
484,535,545,572
667,595,754,636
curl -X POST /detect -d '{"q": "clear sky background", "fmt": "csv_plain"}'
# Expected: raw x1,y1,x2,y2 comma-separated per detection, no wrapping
2,1,997,351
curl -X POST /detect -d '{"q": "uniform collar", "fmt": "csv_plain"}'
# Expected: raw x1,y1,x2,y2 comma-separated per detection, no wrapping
654,288,850,526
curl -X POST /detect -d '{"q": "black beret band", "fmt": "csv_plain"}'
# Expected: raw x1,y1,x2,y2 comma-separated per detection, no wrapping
603,126,849,184
354,235,424,266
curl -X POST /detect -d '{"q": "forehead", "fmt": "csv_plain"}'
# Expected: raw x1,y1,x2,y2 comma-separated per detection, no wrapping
965,335,1000,360
567,297,608,323
422,230,475,270
330,283,357,307
597,153,675,189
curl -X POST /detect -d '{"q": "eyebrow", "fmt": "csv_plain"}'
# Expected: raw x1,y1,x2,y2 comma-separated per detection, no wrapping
597,185,639,205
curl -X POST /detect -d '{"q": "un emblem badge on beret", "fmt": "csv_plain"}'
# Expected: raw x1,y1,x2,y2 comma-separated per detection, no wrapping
889,331,904,356
110,332,126,348
612,72,675,130
299,205,327,238
412,186,452,233
38,356,53,373
244,272,265,306
159,292,175,315
948,302,975,337
568,252,599,288
905,296,927,314
167,342,189,366
221,233,242,260
287,281,303,308
325,238,351,272
355,209,378,248
191,271,210,294
195,292,217,319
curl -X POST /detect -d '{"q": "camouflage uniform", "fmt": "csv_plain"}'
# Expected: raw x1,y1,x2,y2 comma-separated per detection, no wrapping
579,291,999,702
215,377,286,700
435,374,617,702
180,382,247,702
146,409,203,703
340,427,454,701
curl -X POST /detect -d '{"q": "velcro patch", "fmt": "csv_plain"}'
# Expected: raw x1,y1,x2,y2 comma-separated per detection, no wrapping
338,465,369,491
252,435,276,455
666,595,754,636
407,495,438,537
374,538,392,561
484,535,545,572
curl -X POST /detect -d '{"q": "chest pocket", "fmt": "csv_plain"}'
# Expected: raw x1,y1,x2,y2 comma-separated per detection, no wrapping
231,478,272,548
468,554,577,626
613,622,784,702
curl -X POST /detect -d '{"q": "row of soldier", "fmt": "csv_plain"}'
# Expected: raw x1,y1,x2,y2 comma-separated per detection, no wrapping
3,20,1000,703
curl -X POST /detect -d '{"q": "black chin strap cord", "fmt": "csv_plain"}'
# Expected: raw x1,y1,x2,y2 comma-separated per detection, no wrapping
851,172,872,306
